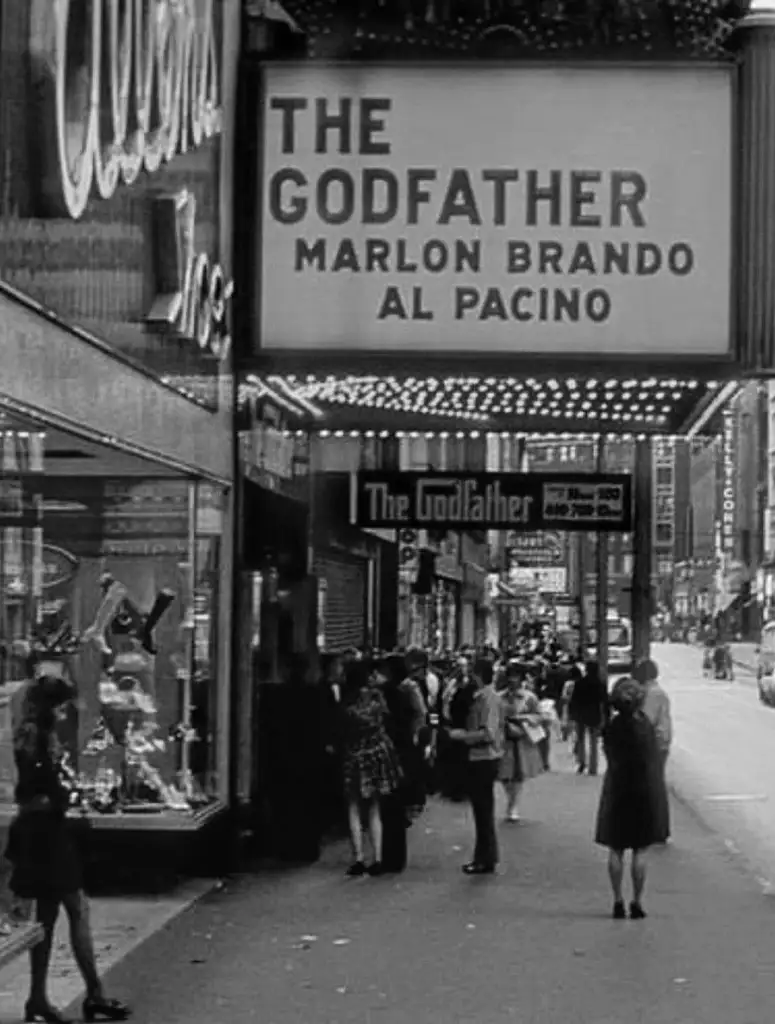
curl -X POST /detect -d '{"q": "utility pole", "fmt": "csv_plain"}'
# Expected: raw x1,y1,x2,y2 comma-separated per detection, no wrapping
596,438,609,683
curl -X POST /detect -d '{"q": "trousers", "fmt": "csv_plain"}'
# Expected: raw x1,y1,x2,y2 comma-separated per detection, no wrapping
574,723,600,774
467,759,499,868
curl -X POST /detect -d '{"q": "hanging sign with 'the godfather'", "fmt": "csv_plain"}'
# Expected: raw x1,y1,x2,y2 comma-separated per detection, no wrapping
354,472,632,532
29,0,223,220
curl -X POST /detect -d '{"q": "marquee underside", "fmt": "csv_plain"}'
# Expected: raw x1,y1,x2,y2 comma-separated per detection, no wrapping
238,372,739,437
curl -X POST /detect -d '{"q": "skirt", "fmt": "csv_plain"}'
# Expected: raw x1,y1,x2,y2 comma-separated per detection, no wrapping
498,739,544,784
594,768,670,851
342,741,402,802
5,810,84,900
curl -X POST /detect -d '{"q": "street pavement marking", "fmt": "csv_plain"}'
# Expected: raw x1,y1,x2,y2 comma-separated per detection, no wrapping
703,794,768,802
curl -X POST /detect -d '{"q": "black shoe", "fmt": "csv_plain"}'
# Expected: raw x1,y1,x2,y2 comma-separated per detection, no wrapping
588,769,598,777
82,999,131,1023
346,861,367,877
629,902,647,920
577,764,586,774
612,900,626,920
24,1002,73,1023
462,862,496,875
367,861,384,876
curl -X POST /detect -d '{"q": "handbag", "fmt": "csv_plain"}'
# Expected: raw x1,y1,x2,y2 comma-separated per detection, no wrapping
522,721,547,746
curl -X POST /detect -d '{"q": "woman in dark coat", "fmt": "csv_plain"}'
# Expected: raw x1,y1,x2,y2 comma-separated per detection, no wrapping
594,677,670,920
5,656,130,1023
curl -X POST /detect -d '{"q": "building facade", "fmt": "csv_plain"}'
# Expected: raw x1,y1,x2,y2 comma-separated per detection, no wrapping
0,0,240,891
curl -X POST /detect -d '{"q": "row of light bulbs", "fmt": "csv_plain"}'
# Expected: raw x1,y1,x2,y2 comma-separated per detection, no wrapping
284,429,703,443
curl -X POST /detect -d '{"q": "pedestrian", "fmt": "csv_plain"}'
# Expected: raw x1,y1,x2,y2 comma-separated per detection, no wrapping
5,653,130,1023
378,654,427,873
497,662,544,822
438,655,477,801
634,658,672,845
634,659,673,770
319,653,347,838
401,650,433,816
447,659,503,875
594,677,670,920
339,660,402,877
568,660,608,776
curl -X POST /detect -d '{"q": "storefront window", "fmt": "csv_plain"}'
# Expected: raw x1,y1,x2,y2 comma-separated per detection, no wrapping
0,465,225,822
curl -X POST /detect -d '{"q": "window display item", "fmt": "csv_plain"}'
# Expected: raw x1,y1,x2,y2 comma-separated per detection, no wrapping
84,572,175,655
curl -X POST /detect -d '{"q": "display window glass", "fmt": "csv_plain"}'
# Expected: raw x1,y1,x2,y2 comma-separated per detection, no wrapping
0,469,225,821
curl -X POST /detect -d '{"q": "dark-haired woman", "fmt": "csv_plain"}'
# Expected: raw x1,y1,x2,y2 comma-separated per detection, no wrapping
594,677,670,920
4,659,130,1023
340,661,402,877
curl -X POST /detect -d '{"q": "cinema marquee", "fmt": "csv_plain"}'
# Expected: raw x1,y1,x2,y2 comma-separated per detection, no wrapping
258,62,733,362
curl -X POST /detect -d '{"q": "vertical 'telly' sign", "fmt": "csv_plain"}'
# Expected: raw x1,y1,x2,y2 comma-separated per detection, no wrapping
28,0,223,220
720,405,738,559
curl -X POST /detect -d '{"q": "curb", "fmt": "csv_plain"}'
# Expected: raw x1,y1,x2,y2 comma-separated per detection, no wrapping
666,776,775,899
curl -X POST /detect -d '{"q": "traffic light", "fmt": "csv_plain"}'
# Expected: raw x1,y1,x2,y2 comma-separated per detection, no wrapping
399,528,420,583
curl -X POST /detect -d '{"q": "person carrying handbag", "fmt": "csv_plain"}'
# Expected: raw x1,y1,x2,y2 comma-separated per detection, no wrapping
497,662,545,823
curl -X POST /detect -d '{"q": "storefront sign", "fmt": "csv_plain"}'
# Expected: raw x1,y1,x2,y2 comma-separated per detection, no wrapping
29,0,223,220
721,407,737,556
147,192,232,359
506,530,565,566
509,567,568,595
259,63,731,358
354,472,632,531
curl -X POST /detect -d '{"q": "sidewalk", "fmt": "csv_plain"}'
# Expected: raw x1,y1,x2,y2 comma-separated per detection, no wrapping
78,741,775,1024
0,878,215,1019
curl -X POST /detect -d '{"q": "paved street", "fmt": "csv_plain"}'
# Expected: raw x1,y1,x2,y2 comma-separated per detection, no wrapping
653,641,775,892
20,740,775,1024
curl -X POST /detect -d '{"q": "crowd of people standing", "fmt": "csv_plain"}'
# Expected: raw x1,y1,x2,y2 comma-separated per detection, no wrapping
319,621,673,917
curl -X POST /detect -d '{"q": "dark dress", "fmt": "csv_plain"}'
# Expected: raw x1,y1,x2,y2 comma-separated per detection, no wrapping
594,711,670,851
4,721,83,900
341,688,402,802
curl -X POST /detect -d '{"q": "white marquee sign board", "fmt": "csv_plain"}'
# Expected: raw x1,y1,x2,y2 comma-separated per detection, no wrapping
260,63,732,358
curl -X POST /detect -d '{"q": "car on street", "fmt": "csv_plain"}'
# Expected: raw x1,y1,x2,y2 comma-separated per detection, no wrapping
757,622,775,705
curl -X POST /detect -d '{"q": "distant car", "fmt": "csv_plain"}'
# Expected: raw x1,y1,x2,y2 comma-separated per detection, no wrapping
585,619,633,674
757,623,775,705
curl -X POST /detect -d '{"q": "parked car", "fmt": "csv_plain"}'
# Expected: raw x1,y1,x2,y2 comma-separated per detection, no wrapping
757,623,775,705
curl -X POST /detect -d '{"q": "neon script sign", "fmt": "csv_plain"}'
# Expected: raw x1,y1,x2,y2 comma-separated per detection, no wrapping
147,191,232,359
30,0,222,220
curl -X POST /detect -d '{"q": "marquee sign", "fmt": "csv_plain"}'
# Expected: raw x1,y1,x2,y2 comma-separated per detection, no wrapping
259,63,732,359
29,0,223,220
354,472,632,532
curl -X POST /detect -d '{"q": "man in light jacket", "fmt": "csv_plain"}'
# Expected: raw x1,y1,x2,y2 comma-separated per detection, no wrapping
634,659,673,768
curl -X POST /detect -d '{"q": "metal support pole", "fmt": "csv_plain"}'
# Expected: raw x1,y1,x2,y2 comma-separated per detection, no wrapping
576,532,587,662
596,439,609,684
632,439,653,665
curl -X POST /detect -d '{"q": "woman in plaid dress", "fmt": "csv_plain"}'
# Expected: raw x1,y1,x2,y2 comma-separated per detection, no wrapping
340,661,402,877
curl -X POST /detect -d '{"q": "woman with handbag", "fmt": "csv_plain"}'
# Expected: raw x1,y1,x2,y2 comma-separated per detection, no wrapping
497,661,545,822
4,652,130,1023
